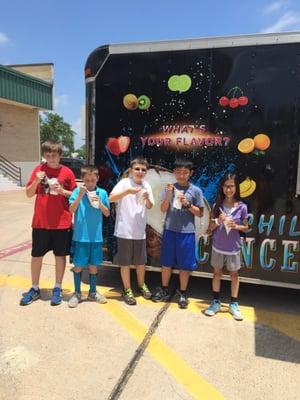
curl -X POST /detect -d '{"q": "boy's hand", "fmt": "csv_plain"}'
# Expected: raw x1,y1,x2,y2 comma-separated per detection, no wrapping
127,187,141,195
180,194,189,206
166,183,174,192
79,185,87,196
35,171,45,182
142,191,149,200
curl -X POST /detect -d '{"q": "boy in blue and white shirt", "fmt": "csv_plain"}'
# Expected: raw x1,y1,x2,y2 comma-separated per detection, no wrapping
68,165,110,308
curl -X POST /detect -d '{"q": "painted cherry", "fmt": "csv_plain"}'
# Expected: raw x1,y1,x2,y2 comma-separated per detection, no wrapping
238,96,249,106
229,98,239,108
106,138,121,156
219,96,229,107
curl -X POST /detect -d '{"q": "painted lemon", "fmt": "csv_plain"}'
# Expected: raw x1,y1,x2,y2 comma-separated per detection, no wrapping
240,178,256,198
254,133,271,151
238,138,255,154
123,94,138,110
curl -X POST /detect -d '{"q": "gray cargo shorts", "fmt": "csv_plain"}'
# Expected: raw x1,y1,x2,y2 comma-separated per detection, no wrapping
113,237,147,266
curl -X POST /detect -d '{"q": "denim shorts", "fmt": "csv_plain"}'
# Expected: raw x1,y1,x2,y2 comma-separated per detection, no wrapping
72,241,103,268
160,229,197,271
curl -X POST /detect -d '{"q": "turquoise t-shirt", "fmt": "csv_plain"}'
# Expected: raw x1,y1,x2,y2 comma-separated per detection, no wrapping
69,186,110,243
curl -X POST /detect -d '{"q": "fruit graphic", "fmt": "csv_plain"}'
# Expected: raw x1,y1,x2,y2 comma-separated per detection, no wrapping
123,94,138,110
167,74,192,92
219,86,248,109
238,138,255,154
106,138,121,156
118,135,130,153
238,96,249,106
106,136,131,156
138,95,151,110
240,178,256,198
229,98,239,108
219,96,229,107
253,134,271,151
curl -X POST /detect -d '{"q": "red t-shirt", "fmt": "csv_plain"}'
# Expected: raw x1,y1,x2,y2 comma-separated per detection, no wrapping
27,164,77,229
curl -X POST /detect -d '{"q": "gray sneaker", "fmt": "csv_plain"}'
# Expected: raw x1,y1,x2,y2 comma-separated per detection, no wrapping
68,293,81,308
87,291,107,304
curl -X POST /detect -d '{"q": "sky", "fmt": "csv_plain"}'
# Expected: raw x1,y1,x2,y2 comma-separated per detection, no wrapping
1,0,300,149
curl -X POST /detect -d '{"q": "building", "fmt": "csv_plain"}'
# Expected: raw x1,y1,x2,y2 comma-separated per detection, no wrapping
0,63,54,188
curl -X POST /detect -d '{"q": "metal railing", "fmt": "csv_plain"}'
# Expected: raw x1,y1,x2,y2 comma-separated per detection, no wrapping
0,154,22,186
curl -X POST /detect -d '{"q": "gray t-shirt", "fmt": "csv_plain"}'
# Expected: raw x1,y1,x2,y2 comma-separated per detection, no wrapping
162,182,204,233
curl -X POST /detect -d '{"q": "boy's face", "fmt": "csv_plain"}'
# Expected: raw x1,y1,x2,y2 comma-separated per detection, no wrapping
43,152,61,168
82,173,98,190
174,167,192,185
131,163,147,184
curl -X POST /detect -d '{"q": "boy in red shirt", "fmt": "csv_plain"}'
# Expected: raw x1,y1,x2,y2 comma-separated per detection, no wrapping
20,141,77,306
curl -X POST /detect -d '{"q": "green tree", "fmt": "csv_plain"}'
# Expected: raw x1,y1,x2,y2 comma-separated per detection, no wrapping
40,112,75,156
75,144,86,159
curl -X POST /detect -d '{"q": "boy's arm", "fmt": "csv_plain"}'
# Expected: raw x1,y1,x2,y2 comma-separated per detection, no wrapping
186,204,203,217
109,187,140,202
69,187,87,214
99,192,110,217
160,184,173,212
26,171,45,198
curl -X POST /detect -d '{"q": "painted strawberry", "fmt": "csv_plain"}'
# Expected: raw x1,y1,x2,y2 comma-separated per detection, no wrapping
106,138,121,156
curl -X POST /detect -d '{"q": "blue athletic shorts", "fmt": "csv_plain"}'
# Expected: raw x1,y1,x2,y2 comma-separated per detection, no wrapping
72,241,103,268
160,229,197,271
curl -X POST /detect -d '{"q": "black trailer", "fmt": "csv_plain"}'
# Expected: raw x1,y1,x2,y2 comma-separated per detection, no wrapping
85,32,300,289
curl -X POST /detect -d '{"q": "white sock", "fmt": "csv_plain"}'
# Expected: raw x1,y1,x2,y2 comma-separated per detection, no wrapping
32,285,39,290
54,283,61,289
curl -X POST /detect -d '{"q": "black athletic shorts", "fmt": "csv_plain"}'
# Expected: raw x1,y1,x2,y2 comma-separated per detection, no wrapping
31,228,72,257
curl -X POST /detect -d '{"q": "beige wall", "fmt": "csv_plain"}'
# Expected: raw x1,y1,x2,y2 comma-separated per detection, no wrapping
0,101,40,184
9,64,54,83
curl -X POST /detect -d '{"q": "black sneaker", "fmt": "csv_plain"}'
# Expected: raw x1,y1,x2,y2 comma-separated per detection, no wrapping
123,288,137,305
177,290,189,309
151,287,170,302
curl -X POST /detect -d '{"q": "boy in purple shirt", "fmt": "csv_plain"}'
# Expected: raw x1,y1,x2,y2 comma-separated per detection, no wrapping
204,173,248,321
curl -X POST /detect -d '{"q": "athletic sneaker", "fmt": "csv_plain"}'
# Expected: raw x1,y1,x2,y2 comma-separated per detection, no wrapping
51,287,62,306
20,287,40,306
139,283,152,299
123,288,137,306
204,300,221,316
151,287,170,302
176,290,189,309
229,302,243,321
87,291,107,304
68,293,82,308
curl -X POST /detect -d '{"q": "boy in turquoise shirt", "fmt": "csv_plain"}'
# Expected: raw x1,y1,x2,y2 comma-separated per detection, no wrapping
68,165,110,307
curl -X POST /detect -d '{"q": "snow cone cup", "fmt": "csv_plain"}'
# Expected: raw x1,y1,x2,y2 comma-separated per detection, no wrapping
173,189,184,210
88,191,99,208
224,215,232,235
48,178,59,195
136,189,147,205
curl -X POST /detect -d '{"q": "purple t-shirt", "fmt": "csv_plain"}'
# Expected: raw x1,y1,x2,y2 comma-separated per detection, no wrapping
212,202,248,254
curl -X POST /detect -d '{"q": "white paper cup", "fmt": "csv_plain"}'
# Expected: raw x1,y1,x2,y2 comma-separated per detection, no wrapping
224,216,232,235
173,189,183,210
88,191,99,208
48,178,59,195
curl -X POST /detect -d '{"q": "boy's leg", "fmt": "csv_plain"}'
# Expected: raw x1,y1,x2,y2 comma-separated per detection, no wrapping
136,265,151,299
162,266,172,287
179,270,190,291
20,256,43,305
120,266,131,290
87,265,107,304
68,267,82,308
54,255,66,286
31,256,43,286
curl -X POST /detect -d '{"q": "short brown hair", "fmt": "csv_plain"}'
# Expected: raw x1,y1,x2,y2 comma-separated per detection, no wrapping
130,157,149,169
81,165,99,178
41,140,63,155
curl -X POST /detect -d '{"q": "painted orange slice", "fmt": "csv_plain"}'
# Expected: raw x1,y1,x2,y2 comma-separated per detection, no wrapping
254,134,271,151
238,138,255,154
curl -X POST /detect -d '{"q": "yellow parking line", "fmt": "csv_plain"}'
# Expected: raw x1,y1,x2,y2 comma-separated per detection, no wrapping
0,273,225,400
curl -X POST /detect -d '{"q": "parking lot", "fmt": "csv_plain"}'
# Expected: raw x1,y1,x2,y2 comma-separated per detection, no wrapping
0,190,299,400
